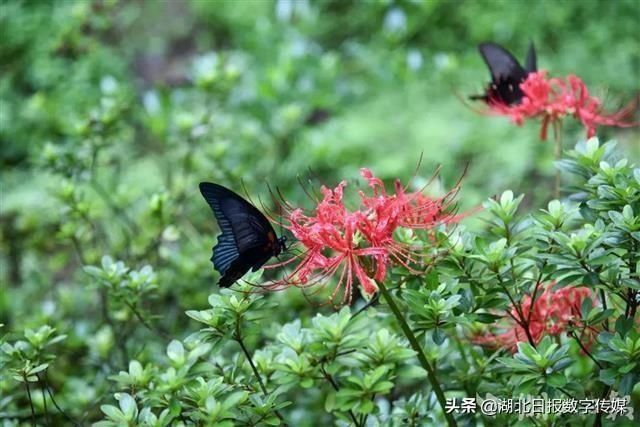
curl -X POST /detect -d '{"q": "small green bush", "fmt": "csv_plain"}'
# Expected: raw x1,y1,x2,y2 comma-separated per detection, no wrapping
2,1,639,426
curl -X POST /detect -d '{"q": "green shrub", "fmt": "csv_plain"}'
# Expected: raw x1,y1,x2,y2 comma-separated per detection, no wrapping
2,1,639,426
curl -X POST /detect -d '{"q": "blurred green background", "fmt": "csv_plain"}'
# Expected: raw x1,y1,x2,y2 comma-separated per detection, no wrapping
0,0,639,422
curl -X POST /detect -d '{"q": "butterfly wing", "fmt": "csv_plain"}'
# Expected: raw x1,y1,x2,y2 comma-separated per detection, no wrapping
476,42,529,105
525,42,537,73
478,42,527,83
199,182,279,286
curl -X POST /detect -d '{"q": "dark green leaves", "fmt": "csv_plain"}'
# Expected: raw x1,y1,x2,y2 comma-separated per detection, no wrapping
497,337,572,395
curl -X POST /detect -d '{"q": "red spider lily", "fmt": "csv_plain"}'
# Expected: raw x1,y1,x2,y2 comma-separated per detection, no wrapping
473,283,594,352
283,183,387,301
482,71,638,140
358,168,460,230
266,168,467,306
357,168,465,273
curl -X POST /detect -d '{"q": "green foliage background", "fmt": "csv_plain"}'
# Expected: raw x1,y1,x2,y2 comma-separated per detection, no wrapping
1,0,639,426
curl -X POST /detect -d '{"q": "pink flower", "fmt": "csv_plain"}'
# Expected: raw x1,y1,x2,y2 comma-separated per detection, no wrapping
481,71,638,140
474,283,594,352
357,169,466,272
267,168,469,306
269,180,386,305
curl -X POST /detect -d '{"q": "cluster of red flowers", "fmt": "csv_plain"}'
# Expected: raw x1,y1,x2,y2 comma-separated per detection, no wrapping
485,71,638,140
268,168,463,305
474,283,593,352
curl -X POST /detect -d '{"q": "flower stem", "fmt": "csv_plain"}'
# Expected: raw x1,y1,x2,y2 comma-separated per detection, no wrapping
236,334,268,395
377,281,457,427
24,375,36,426
39,375,50,425
43,373,80,426
234,321,287,425
320,366,362,427
553,119,563,199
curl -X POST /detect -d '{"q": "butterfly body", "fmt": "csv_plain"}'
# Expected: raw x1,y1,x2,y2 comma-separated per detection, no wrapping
199,182,286,287
471,41,537,106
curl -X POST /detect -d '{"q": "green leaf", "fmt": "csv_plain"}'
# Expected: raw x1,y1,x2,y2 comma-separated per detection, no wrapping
101,404,125,421
599,368,617,385
118,393,137,420
432,328,446,345
474,313,503,323
264,416,281,425
167,340,185,365
371,380,394,394
619,373,637,395
547,372,567,387
615,316,634,337
619,362,636,374
28,363,49,375
224,391,248,408
517,342,538,362
129,360,142,379
324,391,336,412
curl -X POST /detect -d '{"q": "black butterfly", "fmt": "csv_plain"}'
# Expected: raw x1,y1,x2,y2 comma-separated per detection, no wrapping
199,182,287,287
470,41,537,106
